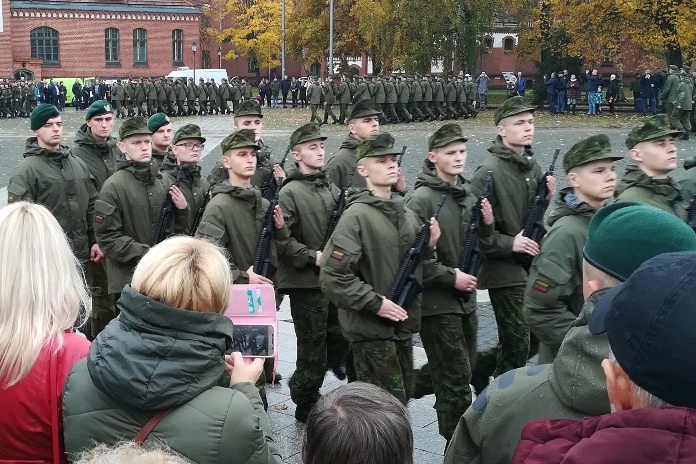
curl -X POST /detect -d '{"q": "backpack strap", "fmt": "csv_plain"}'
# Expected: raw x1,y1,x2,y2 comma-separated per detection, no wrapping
134,409,171,445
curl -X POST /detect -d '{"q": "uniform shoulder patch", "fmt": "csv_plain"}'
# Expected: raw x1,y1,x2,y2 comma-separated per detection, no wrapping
95,215,104,224
330,250,345,261
7,195,14,204
532,279,550,293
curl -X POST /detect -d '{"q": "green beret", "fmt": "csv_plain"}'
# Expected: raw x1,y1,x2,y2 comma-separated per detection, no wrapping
30,103,60,130
221,129,260,153
234,99,263,118
85,99,113,120
173,124,206,145
669,64,679,72
355,133,401,160
563,134,622,172
494,96,535,126
348,99,381,121
429,123,468,151
119,116,151,140
583,202,696,281
147,113,171,133
290,122,327,148
625,115,683,149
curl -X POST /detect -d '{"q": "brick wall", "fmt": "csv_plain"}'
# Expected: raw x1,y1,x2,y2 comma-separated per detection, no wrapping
0,0,13,76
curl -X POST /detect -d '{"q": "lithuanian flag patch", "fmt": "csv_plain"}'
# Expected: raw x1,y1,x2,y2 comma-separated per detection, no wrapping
95,215,104,224
7,195,14,204
532,279,550,293
330,250,345,261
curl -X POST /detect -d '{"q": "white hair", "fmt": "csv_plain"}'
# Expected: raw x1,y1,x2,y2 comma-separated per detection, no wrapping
608,351,672,408
0,202,91,387
75,442,192,464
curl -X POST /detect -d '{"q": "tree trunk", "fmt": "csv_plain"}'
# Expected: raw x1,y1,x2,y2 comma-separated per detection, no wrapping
666,45,683,68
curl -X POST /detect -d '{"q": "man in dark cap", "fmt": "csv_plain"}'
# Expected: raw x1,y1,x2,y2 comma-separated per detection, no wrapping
320,133,441,405
524,135,622,364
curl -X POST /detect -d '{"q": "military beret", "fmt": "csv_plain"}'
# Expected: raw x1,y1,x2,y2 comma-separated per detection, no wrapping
30,103,60,130
625,114,682,149
563,134,622,172
355,133,401,160
85,99,113,120
669,65,679,72
583,202,696,281
290,122,326,148
234,99,263,118
429,123,468,150
173,124,206,145
147,113,171,133
348,99,382,121
494,96,535,125
221,129,260,153
119,116,151,140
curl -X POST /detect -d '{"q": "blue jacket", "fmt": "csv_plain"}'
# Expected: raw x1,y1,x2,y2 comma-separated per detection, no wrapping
587,75,600,92
280,79,291,93
517,77,527,92
545,78,558,94
640,75,656,98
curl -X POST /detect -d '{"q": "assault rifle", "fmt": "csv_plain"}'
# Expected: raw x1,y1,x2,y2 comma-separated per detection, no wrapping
514,148,560,271
153,165,183,244
397,145,407,167
253,181,283,279
321,166,356,248
261,147,291,201
387,195,446,309
191,165,223,235
459,171,492,280
687,193,696,233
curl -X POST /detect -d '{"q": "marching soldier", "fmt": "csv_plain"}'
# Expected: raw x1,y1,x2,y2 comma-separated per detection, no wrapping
322,77,339,125
219,78,231,115
175,78,187,116
384,76,399,123
396,75,412,123
124,78,136,117
111,79,125,118
134,79,147,117
307,76,322,123
336,75,351,124
145,78,157,116
197,78,208,115
186,77,198,115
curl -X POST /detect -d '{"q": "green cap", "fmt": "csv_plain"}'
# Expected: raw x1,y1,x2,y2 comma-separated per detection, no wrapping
85,99,113,120
428,123,468,150
355,133,401,160
30,103,60,130
583,202,696,281
147,113,171,133
563,134,622,171
119,116,151,140
290,122,327,148
221,129,260,153
173,124,206,145
625,115,683,149
494,96,535,125
234,99,263,118
348,99,382,121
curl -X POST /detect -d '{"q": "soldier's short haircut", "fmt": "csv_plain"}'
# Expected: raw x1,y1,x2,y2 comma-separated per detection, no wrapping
302,382,413,464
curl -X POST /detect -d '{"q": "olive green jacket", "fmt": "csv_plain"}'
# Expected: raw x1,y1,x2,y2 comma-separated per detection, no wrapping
661,71,681,104
325,134,368,190
151,147,169,171
406,162,492,317
471,136,544,288
677,72,694,111
523,188,596,363
8,138,97,263
95,160,166,294
277,165,338,291
385,81,397,104
208,140,273,190
319,191,433,342
337,81,352,104
71,124,120,191
62,286,282,464
306,83,322,104
195,183,289,284
613,164,686,220
159,154,209,236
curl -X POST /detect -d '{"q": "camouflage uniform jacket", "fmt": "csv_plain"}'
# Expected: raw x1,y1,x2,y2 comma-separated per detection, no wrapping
325,134,367,190
159,154,209,235
71,124,120,191
151,147,169,171
613,163,686,220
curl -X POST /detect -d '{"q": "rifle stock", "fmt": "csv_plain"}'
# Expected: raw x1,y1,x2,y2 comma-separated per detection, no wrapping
321,166,356,248
397,145,407,167
253,181,283,279
261,147,290,201
191,166,222,235
153,165,183,244
459,171,492,281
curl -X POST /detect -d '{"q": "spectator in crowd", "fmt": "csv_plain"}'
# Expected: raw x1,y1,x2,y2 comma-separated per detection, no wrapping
640,70,657,115
62,236,283,464
72,81,83,110
595,85,604,114
445,203,696,464
258,78,267,107
517,72,528,96
565,74,580,114
76,442,191,464
290,76,300,107
544,72,558,113
0,201,91,464
631,74,642,113
303,382,413,464
58,81,67,111
586,69,600,115
556,70,568,114
271,77,280,108
512,250,696,463
476,71,490,109
606,74,619,114
281,74,291,108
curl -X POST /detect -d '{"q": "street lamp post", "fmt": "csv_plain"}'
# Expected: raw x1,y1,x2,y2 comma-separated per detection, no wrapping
218,46,222,69
328,0,334,76
192,41,198,81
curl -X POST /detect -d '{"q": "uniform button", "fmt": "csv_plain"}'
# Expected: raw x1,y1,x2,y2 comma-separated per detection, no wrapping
525,178,530,182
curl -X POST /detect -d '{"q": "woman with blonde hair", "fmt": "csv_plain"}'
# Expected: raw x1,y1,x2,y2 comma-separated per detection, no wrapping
62,236,282,464
0,201,92,464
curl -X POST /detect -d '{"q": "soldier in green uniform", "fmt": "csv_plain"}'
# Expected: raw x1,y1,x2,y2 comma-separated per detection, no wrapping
396,75,412,122
306,76,322,123
319,133,440,404
0,82,9,117
672,66,694,138
154,78,166,114
444,75,458,119
410,75,426,122
111,79,125,119
175,78,187,116
661,65,680,122
614,115,685,220
433,75,446,120
383,76,399,123
464,74,478,117
219,78,231,115
422,75,435,121
197,78,208,115
276,123,348,422
8,103,100,270
523,135,622,364
241,78,252,101
145,78,157,116
353,76,370,102
471,96,556,380
147,113,172,170
372,76,386,123
207,79,219,115
455,76,468,118
231,77,242,113
134,79,147,117
336,75,352,124
166,79,177,116
124,78,136,117
186,77,197,115
95,117,187,302
445,203,696,464
322,77,339,125
406,124,494,442
159,124,209,235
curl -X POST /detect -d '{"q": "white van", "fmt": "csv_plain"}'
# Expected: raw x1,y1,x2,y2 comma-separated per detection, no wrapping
167,67,229,82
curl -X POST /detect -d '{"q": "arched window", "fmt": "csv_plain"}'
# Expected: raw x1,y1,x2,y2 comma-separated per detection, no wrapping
172,29,183,65
133,28,147,65
30,27,59,64
105,28,120,64
503,37,515,51
484,37,493,50
310,62,320,76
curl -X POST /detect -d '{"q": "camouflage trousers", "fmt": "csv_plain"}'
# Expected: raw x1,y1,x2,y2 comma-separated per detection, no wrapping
323,104,338,123
671,107,692,133
352,338,413,405
86,260,115,340
396,102,412,122
147,99,158,115
338,103,348,123
288,289,349,407
488,285,530,377
383,103,399,122
309,104,321,123
412,311,478,441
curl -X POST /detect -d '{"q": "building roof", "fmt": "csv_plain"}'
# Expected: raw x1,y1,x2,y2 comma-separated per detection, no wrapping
11,0,200,14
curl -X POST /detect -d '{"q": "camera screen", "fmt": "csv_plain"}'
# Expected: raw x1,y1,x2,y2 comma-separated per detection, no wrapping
229,324,275,357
